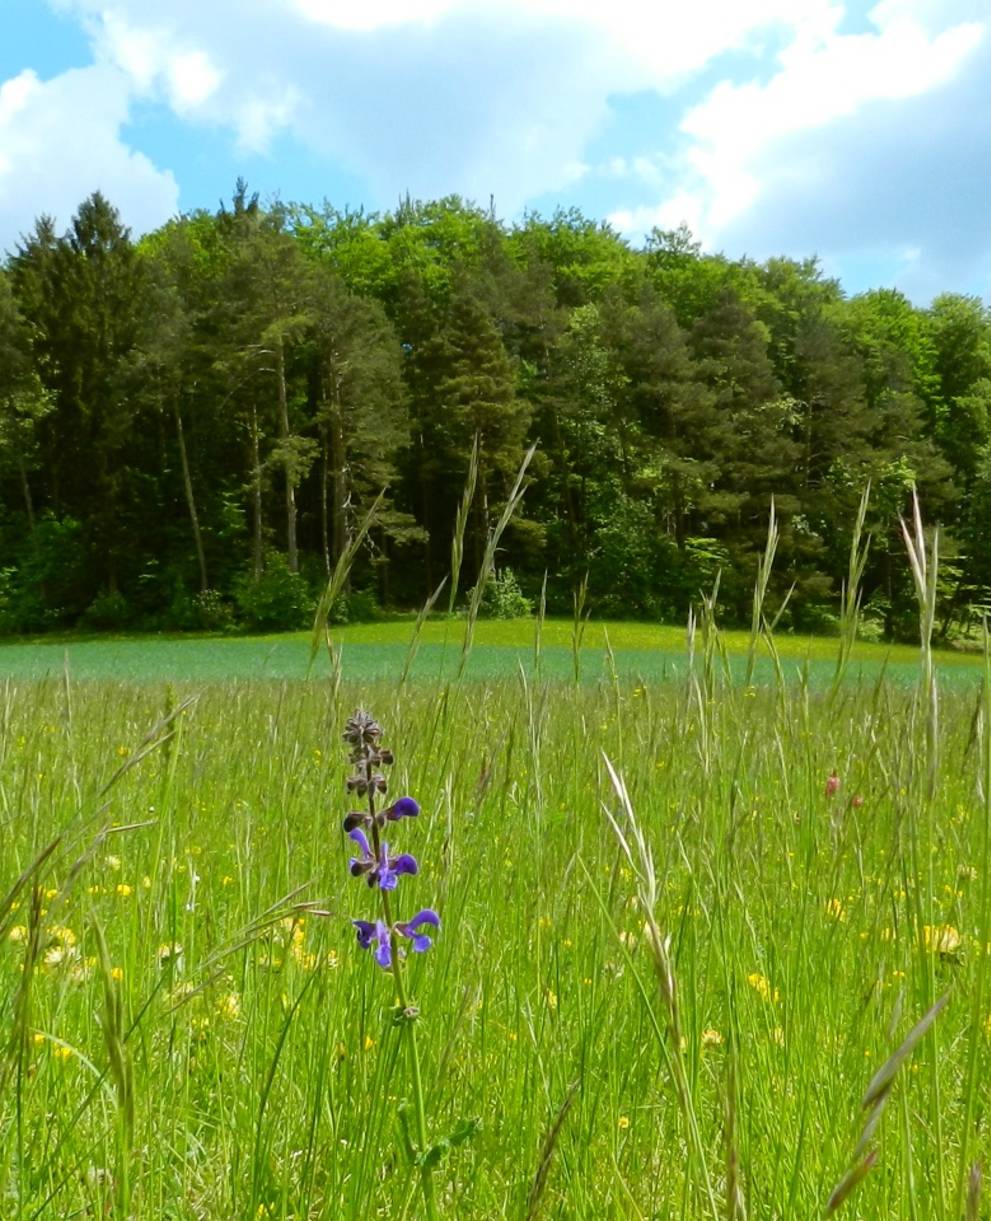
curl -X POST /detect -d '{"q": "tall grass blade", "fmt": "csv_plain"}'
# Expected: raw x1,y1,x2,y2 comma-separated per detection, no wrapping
458,444,535,679
309,487,387,670
449,433,480,613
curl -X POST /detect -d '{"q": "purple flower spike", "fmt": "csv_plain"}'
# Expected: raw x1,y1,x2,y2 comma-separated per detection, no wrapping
348,829,418,890
374,842,419,891
353,918,392,968
396,909,440,953
386,796,421,821
348,827,375,880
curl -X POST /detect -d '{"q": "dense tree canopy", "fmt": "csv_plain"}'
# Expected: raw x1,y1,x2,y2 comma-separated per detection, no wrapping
0,188,987,638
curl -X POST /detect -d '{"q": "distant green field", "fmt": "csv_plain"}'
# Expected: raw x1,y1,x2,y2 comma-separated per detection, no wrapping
0,616,983,686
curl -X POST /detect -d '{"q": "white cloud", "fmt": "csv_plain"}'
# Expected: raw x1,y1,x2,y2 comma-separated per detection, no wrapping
609,194,707,239
45,0,851,212
290,0,457,31
610,3,985,246
167,50,223,111
0,64,178,252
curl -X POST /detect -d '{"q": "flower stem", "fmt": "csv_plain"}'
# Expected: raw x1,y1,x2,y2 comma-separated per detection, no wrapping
370,793,439,1219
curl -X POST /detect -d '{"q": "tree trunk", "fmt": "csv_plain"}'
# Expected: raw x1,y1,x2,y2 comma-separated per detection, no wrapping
250,402,263,579
380,534,391,606
173,396,209,592
421,435,433,590
329,373,348,566
276,335,298,572
320,421,331,575
15,448,35,538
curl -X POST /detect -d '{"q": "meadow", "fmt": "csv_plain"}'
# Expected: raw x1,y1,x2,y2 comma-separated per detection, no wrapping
0,615,985,688
0,594,989,1219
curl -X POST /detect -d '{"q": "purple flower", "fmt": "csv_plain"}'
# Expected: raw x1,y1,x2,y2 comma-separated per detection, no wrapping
343,797,419,834
352,918,392,967
395,909,440,953
348,828,418,890
352,911,440,969
385,796,421,821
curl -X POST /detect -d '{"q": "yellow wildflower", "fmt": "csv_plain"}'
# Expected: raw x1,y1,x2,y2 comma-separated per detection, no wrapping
701,1028,724,1048
157,942,184,968
746,973,779,1002
924,925,961,954
617,1115,630,1130
216,992,241,1019
115,884,133,898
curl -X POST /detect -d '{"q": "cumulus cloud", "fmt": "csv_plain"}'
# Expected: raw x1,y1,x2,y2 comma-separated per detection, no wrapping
0,63,178,253
48,0,841,210
607,1,988,299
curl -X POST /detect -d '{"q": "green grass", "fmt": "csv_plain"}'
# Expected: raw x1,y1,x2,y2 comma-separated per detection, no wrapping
0,616,984,687
0,653,987,1217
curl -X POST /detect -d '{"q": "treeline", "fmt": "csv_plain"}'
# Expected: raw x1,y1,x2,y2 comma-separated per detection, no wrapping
0,183,989,637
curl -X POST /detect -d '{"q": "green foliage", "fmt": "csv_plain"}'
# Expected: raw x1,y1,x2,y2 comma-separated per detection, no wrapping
469,567,533,619
1,189,990,640
328,587,381,624
233,551,315,630
81,589,131,631
0,566,33,634
169,588,237,633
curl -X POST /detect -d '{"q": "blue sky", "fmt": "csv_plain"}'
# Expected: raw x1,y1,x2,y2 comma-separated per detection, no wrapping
1,0,988,303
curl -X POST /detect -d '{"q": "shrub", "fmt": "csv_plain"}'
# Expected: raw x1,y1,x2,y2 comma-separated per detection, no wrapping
328,588,381,625
0,566,41,635
470,567,533,619
80,590,131,631
233,551,315,631
193,589,237,632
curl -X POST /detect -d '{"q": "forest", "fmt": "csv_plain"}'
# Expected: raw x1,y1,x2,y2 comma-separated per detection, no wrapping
0,183,988,638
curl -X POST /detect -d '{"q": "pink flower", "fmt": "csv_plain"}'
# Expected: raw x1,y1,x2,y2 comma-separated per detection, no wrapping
824,772,841,798
851,794,864,808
